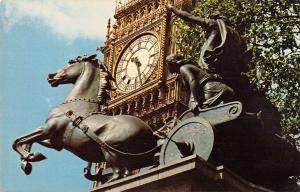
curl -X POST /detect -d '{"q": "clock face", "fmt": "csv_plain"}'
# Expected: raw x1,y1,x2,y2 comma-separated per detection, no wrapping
115,34,160,92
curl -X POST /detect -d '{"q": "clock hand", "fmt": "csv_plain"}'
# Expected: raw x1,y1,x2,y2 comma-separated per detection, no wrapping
131,57,143,84
137,66,143,85
131,57,141,67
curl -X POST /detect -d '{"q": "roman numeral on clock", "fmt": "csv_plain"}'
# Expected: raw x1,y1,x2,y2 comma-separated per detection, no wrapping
117,68,126,74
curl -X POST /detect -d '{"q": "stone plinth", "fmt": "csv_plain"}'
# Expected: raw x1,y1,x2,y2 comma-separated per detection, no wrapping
89,155,271,192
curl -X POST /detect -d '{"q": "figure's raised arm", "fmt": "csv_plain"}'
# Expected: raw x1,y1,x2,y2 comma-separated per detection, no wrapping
166,5,215,29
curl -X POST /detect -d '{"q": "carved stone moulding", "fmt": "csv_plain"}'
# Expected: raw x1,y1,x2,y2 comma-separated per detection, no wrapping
114,10,165,41
115,0,161,19
107,76,189,129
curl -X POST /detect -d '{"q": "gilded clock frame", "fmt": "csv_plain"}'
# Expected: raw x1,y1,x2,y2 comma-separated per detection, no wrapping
113,32,161,93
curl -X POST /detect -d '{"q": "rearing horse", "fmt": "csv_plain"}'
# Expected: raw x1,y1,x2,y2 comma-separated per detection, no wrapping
12,54,158,182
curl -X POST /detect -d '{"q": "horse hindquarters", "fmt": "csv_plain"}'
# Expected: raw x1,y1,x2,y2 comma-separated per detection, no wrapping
94,115,158,181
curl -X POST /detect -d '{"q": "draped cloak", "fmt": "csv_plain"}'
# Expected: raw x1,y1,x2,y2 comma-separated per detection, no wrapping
198,19,247,75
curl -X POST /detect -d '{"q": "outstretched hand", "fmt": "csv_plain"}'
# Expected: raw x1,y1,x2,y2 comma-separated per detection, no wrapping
166,5,209,28
166,4,173,10
166,4,177,13
166,5,191,22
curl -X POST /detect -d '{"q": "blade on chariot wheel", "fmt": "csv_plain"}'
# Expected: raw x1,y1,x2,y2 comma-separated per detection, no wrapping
159,117,214,165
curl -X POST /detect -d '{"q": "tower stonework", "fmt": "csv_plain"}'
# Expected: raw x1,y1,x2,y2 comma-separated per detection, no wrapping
100,0,197,130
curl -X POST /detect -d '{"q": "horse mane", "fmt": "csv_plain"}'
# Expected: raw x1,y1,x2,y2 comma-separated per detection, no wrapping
70,54,115,105
69,54,99,67
98,59,115,105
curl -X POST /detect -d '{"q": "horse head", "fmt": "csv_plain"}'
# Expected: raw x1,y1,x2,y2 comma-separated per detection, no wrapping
47,54,98,87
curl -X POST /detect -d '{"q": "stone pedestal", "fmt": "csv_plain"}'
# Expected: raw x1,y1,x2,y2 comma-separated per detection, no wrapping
89,155,272,192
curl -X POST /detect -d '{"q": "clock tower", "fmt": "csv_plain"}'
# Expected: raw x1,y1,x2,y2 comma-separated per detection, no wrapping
94,2,197,186
99,0,197,131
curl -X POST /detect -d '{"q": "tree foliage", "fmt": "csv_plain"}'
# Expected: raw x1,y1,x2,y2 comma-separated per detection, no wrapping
174,0,300,144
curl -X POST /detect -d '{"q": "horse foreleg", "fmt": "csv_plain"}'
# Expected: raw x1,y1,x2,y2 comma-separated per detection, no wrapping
21,144,33,157
13,127,51,175
38,139,63,151
17,143,33,175
13,130,42,159
13,128,48,162
24,143,32,151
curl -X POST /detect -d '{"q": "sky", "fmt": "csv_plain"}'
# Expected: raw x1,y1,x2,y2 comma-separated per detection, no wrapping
0,1,115,191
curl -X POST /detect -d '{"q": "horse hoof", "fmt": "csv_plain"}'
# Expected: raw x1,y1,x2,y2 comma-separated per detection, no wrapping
106,171,121,183
21,160,32,175
28,152,47,162
122,169,131,178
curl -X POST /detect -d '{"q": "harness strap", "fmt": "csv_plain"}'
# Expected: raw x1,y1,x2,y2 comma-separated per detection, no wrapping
61,108,160,157
65,110,108,150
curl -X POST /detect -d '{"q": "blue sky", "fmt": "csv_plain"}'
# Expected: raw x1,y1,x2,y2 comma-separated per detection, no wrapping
0,1,115,191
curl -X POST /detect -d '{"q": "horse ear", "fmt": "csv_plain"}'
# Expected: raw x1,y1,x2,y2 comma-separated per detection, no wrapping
88,54,97,60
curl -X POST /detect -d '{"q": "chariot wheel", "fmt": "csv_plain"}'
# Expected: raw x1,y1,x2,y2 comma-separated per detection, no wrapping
159,117,214,165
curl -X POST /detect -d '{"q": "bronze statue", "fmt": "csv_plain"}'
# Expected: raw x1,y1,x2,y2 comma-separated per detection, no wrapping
12,54,159,182
166,54,235,110
166,4,283,135
167,5,251,77
166,6,300,189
